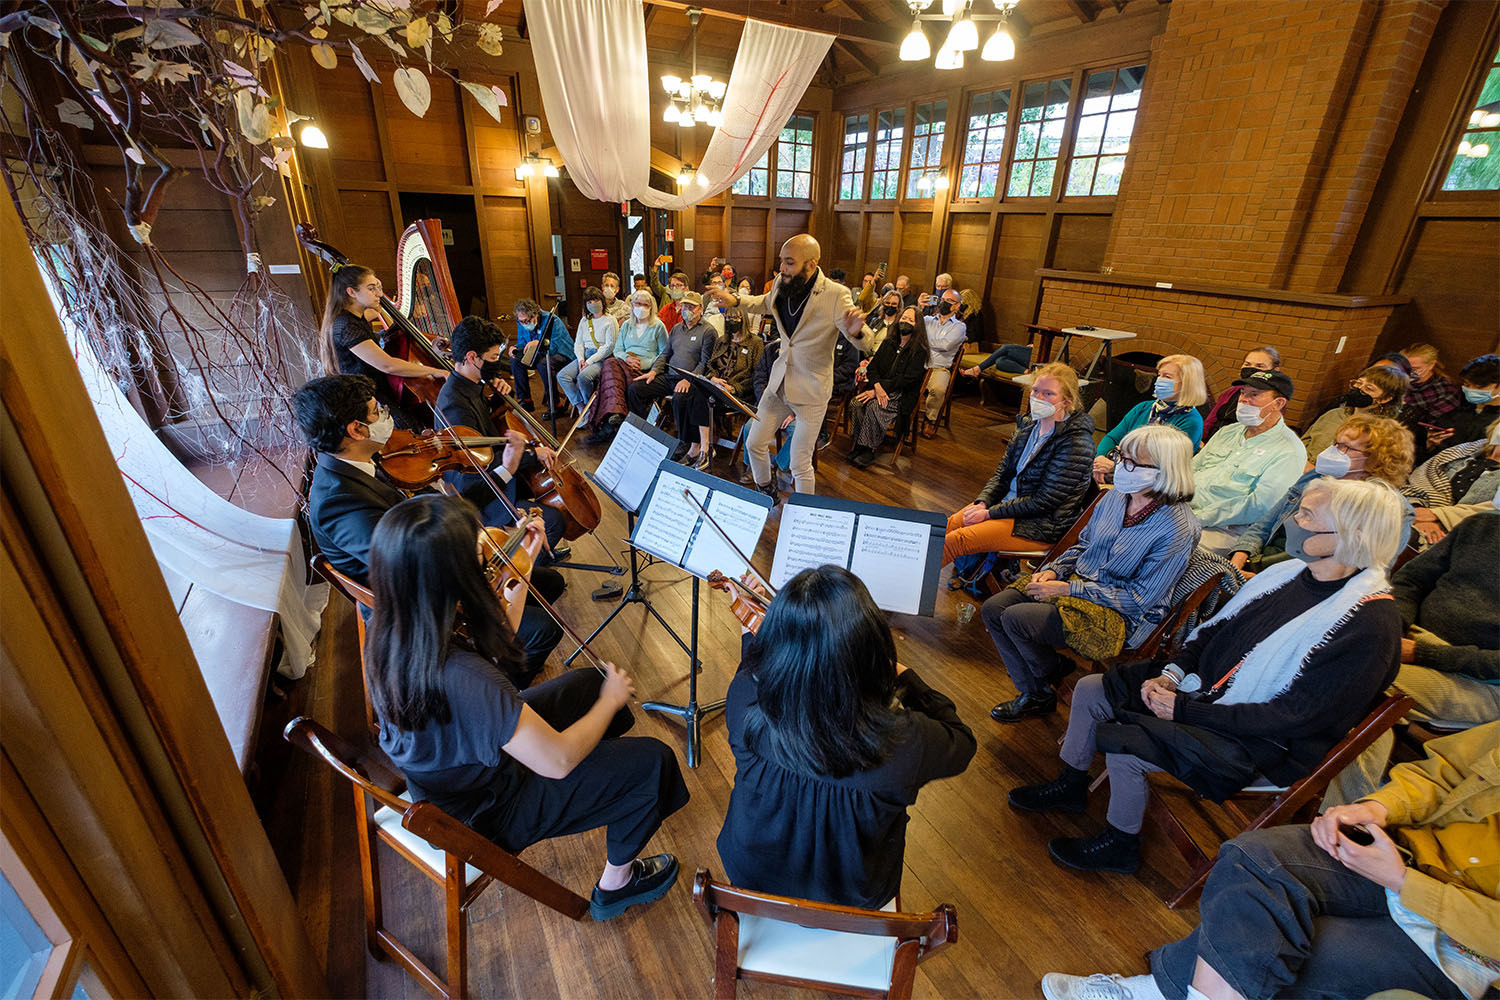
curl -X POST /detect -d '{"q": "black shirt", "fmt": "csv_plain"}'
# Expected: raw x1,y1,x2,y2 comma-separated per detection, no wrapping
772,270,817,339
436,372,524,506
717,635,976,909
331,312,394,402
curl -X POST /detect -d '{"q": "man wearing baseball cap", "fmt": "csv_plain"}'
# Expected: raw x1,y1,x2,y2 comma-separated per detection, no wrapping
1190,368,1306,554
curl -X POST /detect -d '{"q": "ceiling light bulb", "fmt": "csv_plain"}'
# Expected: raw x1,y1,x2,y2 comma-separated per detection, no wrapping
678,114,695,128
1471,110,1486,126
916,174,932,191
664,104,681,123
1458,139,1472,156
946,16,979,52
691,74,711,89
941,0,962,15
933,174,950,190
708,108,724,127
543,161,559,178
1472,143,1491,158
982,24,1015,61
661,74,682,94
678,168,694,186
693,103,710,122
298,124,329,148
708,80,726,100
934,46,964,70
515,160,534,179
899,25,930,60
677,82,692,99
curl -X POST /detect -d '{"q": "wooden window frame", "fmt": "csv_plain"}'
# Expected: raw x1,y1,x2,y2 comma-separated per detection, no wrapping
1060,61,1147,200
953,88,1015,202
838,112,871,201
868,106,907,202
1005,74,1075,201
1431,39,1500,201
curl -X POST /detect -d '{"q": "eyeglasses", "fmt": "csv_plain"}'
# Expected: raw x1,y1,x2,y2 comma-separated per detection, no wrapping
366,403,390,425
1118,457,1158,473
1331,440,1367,456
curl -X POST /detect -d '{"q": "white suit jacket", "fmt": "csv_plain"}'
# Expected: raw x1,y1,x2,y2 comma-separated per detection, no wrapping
738,270,871,407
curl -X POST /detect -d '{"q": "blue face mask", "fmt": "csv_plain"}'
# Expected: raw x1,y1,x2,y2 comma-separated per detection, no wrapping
1153,376,1176,400
1463,386,1495,404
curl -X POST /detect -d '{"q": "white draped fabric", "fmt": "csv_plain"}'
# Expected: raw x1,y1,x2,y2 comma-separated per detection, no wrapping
525,0,832,209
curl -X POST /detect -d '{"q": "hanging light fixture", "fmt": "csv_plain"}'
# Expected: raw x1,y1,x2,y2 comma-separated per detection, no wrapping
905,0,1018,68
659,9,727,130
934,45,964,70
899,23,931,61
298,123,329,148
945,11,979,51
981,15,1015,61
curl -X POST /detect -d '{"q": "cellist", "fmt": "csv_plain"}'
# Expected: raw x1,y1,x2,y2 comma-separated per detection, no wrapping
293,374,564,687
436,317,571,563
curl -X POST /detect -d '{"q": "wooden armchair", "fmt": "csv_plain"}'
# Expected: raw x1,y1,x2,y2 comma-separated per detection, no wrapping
691,870,957,1000
927,347,970,435
888,369,932,462
283,717,588,1000
1146,690,1416,908
311,553,379,738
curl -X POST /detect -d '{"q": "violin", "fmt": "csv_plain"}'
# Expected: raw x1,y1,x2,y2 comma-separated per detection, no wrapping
376,425,512,490
495,391,602,540
706,570,771,634
480,508,541,593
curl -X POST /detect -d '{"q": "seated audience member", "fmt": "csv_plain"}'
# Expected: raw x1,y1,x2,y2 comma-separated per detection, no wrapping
648,268,690,332
584,290,669,444
943,363,1096,565
717,566,975,909
826,267,848,286
1094,355,1208,486
918,289,968,436
846,306,929,469
1190,369,1306,554
865,288,905,353
632,273,648,293
1201,345,1280,443
294,374,564,686
1232,414,1415,571
983,426,1201,722
1009,477,1404,875
1400,341,1461,438
632,291,715,447
1407,417,1500,546
600,271,631,327
963,342,1033,378
1040,721,1500,1000
509,299,573,417
366,495,690,922
674,308,761,470
958,288,986,350
1425,353,1500,456
894,273,916,308
557,285,618,414
1300,362,1409,461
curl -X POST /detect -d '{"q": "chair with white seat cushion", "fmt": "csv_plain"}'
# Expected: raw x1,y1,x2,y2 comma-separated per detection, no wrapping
692,869,957,1000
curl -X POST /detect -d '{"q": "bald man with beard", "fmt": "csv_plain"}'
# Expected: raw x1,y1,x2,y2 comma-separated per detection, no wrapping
711,234,872,497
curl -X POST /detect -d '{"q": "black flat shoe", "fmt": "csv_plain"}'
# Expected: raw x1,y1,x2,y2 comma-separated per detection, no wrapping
990,691,1057,722
590,854,680,921
1048,826,1140,874
1008,766,1090,814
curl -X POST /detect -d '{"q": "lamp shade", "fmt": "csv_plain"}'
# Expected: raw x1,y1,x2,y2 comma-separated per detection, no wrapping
981,25,1015,61
298,124,329,148
945,16,978,52
543,161,560,178
934,46,964,70
933,174,950,189
663,104,681,123
661,74,682,94
899,25,930,61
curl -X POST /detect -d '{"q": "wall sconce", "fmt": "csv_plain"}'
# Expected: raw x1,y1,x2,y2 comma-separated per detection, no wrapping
515,154,560,180
676,163,711,188
914,172,951,193
298,123,329,148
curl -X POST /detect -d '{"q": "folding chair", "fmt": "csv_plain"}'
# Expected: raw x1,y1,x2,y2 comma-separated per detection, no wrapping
888,370,932,462
927,350,968,435
284,717,588,1000
1146,691,1416,908
311,553,380,737
692,870,957,1000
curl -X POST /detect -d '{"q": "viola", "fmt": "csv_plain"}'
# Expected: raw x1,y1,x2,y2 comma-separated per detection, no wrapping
480,509,540,593
495,391,602,540
375,425,511,490
707,570,770,635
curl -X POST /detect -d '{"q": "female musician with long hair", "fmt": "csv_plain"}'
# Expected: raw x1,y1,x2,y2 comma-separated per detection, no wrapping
365,495,690,920
717,566,975,908
318,263,446,418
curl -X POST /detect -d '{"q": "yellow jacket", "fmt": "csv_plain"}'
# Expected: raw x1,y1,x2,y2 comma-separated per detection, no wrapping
1363,721,1500,960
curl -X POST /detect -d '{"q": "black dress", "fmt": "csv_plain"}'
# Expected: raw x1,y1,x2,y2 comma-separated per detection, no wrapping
717,635,976,908
331,312,394,403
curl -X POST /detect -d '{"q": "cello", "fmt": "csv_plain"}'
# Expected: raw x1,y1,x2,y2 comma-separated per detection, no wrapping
493,389,602,540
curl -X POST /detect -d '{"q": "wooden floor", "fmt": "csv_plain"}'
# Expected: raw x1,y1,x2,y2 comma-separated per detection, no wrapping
256,387,1228,999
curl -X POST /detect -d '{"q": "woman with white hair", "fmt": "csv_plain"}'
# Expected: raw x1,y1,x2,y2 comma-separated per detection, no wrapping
1093,354,1209,484
1009,476,1404,875
584,288,669,444
983,425,1202,722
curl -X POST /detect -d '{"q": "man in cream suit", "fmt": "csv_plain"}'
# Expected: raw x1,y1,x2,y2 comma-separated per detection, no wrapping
712,234,871,497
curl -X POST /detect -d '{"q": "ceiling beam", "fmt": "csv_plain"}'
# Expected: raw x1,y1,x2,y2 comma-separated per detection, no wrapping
1070,0,1098,22
643,4,660,32
835,38,881,78
1007,11,1032,39
640,0,905,47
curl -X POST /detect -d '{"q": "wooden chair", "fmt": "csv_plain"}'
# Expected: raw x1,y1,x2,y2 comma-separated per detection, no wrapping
310,553,379,738
888,369,932,462
691,870,957,1000
928,347,969,435
283,717,588,1000
1146,690,1416,909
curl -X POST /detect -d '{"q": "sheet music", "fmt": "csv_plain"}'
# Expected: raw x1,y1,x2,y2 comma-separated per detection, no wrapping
631,469,700,565
594,418,671,512
770,503,857,588
848,515,931,615
682,490,769,580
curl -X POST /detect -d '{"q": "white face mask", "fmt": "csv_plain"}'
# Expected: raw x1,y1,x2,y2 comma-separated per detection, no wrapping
633,305,650,321
365,412,395,445
588,301,603,316
1030,395,1057,420
1112,464,1157,496
602,286,617,301
1314,444,1354,478
1236,401,1266,428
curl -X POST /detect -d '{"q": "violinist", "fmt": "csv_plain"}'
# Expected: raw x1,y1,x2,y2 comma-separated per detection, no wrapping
716,565,975,909
366,495,689,920
437,317,570,562
317,263,446,426
294,375,563,685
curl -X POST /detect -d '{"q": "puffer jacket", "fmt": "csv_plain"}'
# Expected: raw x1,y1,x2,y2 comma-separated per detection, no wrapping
975,409,1096,542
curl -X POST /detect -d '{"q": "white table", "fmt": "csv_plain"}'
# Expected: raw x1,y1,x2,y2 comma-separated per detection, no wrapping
1059,326,1137,383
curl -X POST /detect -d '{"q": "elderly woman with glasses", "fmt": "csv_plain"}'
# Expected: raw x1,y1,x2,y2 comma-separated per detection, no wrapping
1231,414,1416,572
982,426,1201,723
1008,476,1405,876
1300,363,1410,461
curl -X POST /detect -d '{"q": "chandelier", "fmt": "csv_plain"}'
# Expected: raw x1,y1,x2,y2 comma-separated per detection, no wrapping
661,9,726,129
901,0,1020,69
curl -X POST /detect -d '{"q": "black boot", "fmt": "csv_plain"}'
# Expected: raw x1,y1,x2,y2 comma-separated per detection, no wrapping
1008,765,1089,814
1048,824,1141,874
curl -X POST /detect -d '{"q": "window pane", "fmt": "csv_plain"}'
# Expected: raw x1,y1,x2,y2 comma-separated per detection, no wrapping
1016,121,1041,159
1083,70,1114,114
959,164,981,198
1112,65,1145,111
1094,156,1126,195
1066,159,1095,196
1047,79,1072,116
1442,129,1500,190
1008,160,1033,196
1074,115,1104,157
1021,81,1046,120
979,162,1000,198
0,872,52,1000
793,174,810,198
1030,158,1056,197
1040,119,1065,158
1102,110,1136,153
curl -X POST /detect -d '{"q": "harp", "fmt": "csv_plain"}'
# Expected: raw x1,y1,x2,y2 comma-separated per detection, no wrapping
393,218,464,349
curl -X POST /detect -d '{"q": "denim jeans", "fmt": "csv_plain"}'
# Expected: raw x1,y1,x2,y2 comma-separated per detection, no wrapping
1149,826,1463,1000
558,359,602,409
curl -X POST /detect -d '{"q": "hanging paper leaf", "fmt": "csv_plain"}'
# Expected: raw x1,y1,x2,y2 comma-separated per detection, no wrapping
124,139,146,165
393,67,430,118
260,147,293,170
477,23,504,56
129,222,153,245
281,108,309,125
130,51,199,84
80,34,109,52
353,8,392,34
332,7,355,25
310,42,336,69
460,81,503,124
113,25,145,42
249,35,275,62
251,195,277,212
56,99,95,129
405,16,430,49
375,33,406,57
310,25,328,39
349,41,377,83
143,17,202,49
270,134,296,148
485,0,504,14
493,85,508,108
435,12,453,40
30,18,63,38
222,59,268,96
67,45,97,89
235,89,274,143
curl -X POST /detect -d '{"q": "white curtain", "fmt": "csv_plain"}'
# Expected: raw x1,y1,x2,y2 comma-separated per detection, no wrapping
525,0,832,209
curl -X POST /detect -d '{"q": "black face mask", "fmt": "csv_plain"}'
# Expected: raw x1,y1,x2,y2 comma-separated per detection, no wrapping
480,357,507,382
1240,366,1262,382
897,322,915,339
882,304,899,317
939,300,955,316
724,319,743,336
1341,388,1375,408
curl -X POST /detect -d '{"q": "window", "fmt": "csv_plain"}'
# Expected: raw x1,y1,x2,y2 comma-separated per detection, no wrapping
1065,64,1145,197
839,113,869,200
906,100,948,198
1007,77,1071,198
731,151,770,196
869,108,905,199
957,89,1010,199
1441,44,1500,192
776,114,814,198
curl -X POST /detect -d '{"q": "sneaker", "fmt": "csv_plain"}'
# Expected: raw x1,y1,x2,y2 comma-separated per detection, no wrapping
990,691,1057,722
1007,766,1089,814
1041,973,1166,1000
589,854,680,921
754,481,779,505
1048,825,1141,874
816,429,832,450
